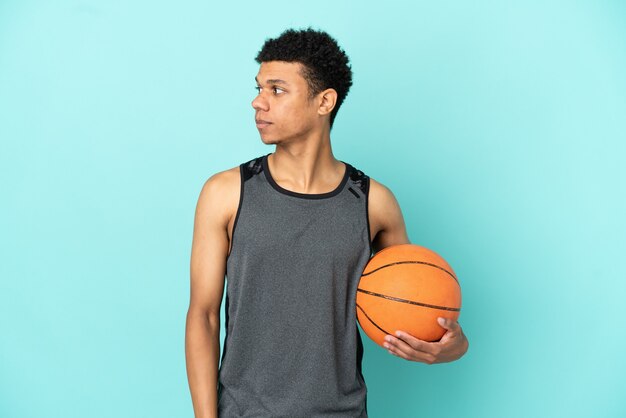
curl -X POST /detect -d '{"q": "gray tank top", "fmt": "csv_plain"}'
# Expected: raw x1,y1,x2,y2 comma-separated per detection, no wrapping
218,153,373,417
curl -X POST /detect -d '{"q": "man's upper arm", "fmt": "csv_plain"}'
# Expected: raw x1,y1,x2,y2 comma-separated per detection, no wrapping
369,177,410,254
188,168,240,317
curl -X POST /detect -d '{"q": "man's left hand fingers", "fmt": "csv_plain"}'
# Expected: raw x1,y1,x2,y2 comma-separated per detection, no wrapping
388,331,436,354
384,333,439,363
438,317,461,333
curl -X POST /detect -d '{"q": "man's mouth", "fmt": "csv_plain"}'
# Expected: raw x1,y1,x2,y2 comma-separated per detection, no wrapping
256,119,272,129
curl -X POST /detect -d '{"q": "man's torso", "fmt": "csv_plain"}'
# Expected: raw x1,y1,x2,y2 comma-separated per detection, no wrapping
216,153,376,417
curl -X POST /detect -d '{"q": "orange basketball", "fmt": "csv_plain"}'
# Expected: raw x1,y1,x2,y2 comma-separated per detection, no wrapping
356,243,461,347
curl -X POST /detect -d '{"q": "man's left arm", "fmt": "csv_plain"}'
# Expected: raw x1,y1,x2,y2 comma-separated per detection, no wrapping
368,178,469,364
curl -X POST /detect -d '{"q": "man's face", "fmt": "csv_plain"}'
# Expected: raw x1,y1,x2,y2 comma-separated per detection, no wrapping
252,61,320,144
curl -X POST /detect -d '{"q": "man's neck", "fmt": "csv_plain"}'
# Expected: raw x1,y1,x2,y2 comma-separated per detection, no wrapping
269,137,345,195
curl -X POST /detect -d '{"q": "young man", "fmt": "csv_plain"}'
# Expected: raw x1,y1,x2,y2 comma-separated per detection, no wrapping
185,28,468,418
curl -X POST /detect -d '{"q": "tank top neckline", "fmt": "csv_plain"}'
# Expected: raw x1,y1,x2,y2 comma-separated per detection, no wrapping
262,153,351,200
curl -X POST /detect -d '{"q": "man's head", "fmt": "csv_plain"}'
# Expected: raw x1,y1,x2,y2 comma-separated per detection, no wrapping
252,28,353,142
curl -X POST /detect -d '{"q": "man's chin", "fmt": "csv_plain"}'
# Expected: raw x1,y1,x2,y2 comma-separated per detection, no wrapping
260,135,279,145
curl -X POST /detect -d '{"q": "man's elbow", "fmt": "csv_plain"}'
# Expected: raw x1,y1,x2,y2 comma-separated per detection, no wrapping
186,305,221,332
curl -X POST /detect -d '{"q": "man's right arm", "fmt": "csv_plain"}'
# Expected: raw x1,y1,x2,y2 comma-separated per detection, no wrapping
185,168,239,418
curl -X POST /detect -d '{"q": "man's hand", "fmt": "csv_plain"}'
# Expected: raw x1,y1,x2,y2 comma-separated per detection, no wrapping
382,317,469,364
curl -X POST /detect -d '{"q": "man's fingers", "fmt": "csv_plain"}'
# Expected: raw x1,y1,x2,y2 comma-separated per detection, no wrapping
384,333,439,363
385,338,414,360
392,331,432,353
438,317,461,333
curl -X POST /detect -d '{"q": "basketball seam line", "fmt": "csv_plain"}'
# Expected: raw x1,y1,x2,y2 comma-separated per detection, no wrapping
357,288,461,312
356,303,392,336
362,260,458,284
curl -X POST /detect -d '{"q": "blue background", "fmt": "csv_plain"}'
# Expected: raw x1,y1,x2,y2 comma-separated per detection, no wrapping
1,1,625,417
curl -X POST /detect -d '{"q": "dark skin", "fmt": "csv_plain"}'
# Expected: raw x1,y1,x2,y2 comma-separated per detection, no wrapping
186,60,468,418
383,319,468,364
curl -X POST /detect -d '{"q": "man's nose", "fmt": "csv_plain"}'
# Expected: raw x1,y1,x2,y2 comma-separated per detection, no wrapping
251,94,268,111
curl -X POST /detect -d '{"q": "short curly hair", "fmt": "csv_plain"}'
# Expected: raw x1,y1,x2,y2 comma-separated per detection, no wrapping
255,27,353,129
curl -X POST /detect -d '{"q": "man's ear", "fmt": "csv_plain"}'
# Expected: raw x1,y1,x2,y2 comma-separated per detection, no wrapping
317,88,338,116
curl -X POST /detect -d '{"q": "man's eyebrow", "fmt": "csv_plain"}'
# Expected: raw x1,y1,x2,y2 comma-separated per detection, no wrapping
255,76,289,86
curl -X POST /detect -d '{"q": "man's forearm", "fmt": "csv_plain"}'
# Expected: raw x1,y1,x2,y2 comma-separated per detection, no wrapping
185,309,221,418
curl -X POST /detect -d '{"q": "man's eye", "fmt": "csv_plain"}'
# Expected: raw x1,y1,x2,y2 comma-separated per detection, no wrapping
254,86,284,95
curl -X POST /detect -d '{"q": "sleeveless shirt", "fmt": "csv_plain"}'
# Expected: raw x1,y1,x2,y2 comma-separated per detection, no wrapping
218,153,373,417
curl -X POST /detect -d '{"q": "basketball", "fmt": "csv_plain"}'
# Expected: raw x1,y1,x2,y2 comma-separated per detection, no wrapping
356,243,461,347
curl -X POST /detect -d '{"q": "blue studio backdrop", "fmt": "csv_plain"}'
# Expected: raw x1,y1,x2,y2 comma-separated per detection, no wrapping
1,1,625,417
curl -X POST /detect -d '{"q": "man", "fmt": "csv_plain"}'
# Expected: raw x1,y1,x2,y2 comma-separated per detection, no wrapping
185,28,468,418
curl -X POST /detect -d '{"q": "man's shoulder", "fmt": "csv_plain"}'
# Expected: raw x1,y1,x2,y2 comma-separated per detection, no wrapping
368,177,396,203
203,165,240,193
201,153,266,194
366,176,408,248
367,176,402,221
196,165,241,225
